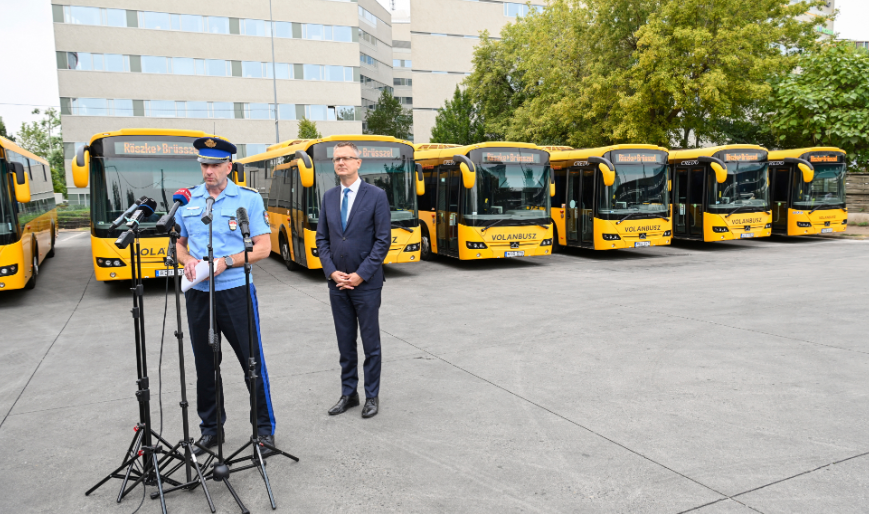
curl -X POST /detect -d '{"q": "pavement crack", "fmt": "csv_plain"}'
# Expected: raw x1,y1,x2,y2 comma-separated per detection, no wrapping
0,272,94,431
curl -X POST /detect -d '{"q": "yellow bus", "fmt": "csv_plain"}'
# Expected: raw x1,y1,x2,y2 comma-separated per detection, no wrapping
548,145,671,250
238,135,423,270
668,145,772,242
0,137,57,290
71,129,245,281
767,147,848,236
415,142,553,260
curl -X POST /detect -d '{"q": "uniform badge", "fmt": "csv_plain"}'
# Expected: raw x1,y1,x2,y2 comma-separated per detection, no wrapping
264,212,269,224
205,139,217,148
229,218,237,231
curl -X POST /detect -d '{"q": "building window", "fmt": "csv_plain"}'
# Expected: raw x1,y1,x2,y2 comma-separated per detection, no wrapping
393,78,413,86
361,53,378,68
358,7,378,26
504,3,543,17
393,59,412,68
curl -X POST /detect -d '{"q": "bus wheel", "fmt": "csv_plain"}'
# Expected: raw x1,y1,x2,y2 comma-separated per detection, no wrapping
280,234,300,271
47,223,56,258
420,227,436,261
24,245,38,290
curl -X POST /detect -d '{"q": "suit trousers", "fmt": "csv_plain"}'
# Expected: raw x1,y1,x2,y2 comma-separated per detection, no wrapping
329,286,382,399
185,283,276,436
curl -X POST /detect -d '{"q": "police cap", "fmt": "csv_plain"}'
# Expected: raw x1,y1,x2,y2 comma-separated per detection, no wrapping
193,136,236,164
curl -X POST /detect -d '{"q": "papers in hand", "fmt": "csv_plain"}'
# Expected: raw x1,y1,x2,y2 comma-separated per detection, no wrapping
181,260,211,292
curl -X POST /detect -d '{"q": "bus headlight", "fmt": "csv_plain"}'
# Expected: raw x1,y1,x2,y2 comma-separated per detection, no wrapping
404,243,420,252
540,239,552,246
712,226,729,233
843,219,848,224
663,230,671,237
97,258,127,267
0,264,19,276
797,222,812,228
466,241,488,249
764,223,771,229
602,234,620,240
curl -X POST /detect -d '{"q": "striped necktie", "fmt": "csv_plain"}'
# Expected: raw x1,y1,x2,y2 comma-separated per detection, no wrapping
341,187,351,231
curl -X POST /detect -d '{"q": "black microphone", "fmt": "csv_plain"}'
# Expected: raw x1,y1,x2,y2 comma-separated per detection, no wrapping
236,207,252,251
126,198,157,229
109,196,148,231
202,196,215,225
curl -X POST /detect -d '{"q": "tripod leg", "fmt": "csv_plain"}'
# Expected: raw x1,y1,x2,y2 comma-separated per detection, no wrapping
222,478,250,514
151,451,168,514
85,433,142,496
117,430,144,502
254,443,277,510
259,440,300,462
191,452,216,513
226,439,254,464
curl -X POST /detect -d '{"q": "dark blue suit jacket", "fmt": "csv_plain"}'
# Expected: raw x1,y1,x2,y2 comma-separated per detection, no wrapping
316,180,391,290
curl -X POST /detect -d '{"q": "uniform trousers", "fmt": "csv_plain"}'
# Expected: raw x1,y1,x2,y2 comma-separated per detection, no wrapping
329,286,382,399
185,283,276,436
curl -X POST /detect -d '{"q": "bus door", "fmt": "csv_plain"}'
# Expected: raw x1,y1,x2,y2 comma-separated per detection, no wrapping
580,169,594,245
688,167,705,238
289,167,306,267
435,167,459,256
565,169,581,244
770,165,790,232
673,166,688,236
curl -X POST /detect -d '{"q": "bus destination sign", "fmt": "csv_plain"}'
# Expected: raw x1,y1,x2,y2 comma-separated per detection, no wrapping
114,141,197,156
327,146,401,159
481,151,541,164
806,153,843,164
721,151,764,162
613,151,665,164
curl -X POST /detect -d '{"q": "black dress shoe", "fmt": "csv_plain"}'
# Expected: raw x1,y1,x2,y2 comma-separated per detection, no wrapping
361,397,379,418
328,392,360,415
193,430,224,457
258,434,277,458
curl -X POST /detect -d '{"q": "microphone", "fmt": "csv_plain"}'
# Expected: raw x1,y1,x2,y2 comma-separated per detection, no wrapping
126,198,157,228
109,196,148,231
201,196,215,225
236,207,252,251
156,188,192,233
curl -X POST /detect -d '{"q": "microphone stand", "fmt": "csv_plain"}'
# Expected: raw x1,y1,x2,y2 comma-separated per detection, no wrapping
86,221,183,513
223,223,299,510
194,204,249,514
147,217,216,512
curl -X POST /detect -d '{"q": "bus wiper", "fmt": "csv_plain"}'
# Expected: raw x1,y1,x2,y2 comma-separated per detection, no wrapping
809,203,836,215
481,218,508,233
615,211,642,225
391,222,412,232
725,206,748,218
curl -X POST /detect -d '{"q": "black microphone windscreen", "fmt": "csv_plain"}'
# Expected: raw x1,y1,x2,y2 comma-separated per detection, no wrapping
140,198,157,216
236,207,249,223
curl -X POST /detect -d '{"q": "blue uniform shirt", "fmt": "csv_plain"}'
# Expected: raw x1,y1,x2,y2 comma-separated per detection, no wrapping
175,181,270,292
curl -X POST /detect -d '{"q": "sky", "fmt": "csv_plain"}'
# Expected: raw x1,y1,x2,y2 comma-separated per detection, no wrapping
0,0,866,137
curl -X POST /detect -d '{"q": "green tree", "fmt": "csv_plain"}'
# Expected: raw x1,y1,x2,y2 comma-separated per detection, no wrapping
15,108,66,195
768,43,869,171
0,116,14,142
430,86,487,145
297,118,321,139
363,90,413,140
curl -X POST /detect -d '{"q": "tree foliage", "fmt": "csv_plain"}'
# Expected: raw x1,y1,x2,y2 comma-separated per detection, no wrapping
464,0,825,148
15,108,66,195
0,116,14,142
430,86,488,145
768,43,869,171
363,90,413,140
297,118,322,139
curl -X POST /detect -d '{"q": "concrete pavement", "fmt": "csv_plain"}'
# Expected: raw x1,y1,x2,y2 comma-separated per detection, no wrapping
0,232,867,513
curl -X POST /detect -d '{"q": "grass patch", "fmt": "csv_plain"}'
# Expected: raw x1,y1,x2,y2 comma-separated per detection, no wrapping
853,222,869,227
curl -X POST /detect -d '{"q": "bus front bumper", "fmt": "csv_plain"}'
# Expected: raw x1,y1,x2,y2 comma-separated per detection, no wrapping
0,239,29,290
704,213,772,242
787,209,847,236
91,235,178,281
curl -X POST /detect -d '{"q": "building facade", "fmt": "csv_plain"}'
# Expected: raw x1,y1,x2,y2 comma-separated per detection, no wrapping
52,0,394,204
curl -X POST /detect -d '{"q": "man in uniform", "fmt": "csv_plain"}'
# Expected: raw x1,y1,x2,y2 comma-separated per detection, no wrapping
174,136,277,455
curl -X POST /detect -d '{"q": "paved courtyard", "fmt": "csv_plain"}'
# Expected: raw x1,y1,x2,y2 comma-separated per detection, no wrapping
1,231,867,513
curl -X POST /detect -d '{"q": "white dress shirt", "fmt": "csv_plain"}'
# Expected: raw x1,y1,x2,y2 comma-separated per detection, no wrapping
340,177,362,219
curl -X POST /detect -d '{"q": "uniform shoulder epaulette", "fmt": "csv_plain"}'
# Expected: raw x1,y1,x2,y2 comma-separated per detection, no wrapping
240,185,259,194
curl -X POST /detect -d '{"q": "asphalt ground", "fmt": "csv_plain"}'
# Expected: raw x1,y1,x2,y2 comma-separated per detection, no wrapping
1,231,867,513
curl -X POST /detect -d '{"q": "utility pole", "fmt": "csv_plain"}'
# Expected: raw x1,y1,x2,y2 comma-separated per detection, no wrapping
269,0,280,143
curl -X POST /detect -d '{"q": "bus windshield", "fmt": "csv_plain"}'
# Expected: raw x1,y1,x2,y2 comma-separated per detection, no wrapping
707,162,769,214
793,163,845,209
462,149,550,224
598,164,669,217
91,157,203,236
0,171,17,244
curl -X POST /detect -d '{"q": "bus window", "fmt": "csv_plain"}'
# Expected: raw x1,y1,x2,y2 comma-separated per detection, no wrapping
268,168,283,208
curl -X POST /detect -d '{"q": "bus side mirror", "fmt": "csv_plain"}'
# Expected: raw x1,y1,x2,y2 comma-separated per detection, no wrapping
549,168,555,197
9,162,31,203
295,150,314,188
588,157,615,187
454,154,475,189
415,163,425,196
784,158,815,183
73,145,90,188
699,156,727,183
232,162,245,184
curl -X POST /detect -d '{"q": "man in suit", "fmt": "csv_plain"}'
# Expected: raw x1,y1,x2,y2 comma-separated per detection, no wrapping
316,141,391,418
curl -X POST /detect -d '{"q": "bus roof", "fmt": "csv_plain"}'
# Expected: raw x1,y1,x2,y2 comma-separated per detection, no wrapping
82,128,220,146
414,141,545,162
0,136,49,166
413,143,461,151
260,134,414,156
549,144,667,163
768,147,845,160
538,145,574,152
669,144,766,162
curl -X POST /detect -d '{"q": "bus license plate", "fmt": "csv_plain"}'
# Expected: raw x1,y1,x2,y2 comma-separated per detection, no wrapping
740,233,755,239
634,241,651,248
156,269,178,277
504,251,525,257
821,228,832,233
